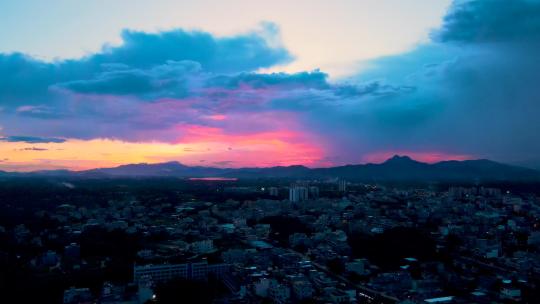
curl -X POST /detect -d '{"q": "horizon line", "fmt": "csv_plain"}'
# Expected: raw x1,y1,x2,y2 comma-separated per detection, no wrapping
0,154,506,174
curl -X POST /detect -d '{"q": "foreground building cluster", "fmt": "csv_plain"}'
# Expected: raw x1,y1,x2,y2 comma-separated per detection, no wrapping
1,180,540,303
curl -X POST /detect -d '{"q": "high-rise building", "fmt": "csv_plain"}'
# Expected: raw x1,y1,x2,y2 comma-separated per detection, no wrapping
338,180,347,192
289,186,308,202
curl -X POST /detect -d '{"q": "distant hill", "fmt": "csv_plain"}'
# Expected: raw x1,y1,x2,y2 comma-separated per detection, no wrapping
310,155,540,182
2,155,539,182
83,161,228,177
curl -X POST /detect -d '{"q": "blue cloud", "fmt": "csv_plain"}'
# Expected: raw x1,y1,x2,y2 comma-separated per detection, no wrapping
0,136,66,143
334,0,540,162
58,60,200,97
0,25,292,103
15,105,66,119
434,0,540,43
90,28,292,73
207,70,330,89
0,53,59,104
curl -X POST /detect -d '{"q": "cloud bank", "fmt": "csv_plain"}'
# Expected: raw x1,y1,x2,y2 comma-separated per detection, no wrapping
1,1,540,168
340,0,540,163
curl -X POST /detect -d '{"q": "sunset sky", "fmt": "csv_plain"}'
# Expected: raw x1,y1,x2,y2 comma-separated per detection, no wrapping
2,0,540,171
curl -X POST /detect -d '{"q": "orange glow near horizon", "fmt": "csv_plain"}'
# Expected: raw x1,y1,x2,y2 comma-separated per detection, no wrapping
1,141,476,172
0,129,325,172
1,125,476,172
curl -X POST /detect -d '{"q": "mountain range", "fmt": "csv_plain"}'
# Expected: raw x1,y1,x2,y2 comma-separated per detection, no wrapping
1,155,539,182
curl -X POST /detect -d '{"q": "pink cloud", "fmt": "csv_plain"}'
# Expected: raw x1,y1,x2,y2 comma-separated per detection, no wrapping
206,114,227,121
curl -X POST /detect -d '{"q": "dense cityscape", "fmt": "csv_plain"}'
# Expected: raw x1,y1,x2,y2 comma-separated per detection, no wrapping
1,176,539,303
3,0,540,303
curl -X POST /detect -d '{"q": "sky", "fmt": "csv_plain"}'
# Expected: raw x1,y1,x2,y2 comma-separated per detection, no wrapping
1,0,540,171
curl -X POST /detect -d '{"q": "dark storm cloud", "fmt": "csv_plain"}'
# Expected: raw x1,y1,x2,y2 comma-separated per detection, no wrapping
435,0,540,43
330,0,540,163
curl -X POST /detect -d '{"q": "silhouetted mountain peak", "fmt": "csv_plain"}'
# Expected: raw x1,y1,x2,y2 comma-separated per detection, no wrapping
282,165,309,170
155,161,188,168
383,155,417,164
161,161,184,166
